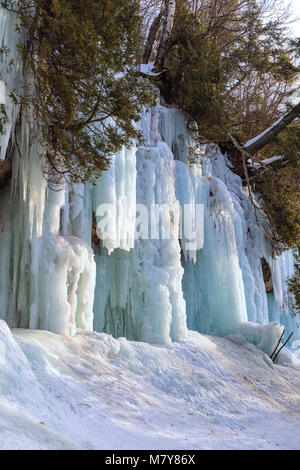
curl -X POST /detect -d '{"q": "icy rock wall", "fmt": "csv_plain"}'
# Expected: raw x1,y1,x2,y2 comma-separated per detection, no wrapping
0,7,298,343
0,152,96,335
92,106,299,343
0,10,96,335
92,108,187,344
158,108,299,341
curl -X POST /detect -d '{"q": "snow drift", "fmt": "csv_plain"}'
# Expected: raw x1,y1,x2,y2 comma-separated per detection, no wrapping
0,320,299,450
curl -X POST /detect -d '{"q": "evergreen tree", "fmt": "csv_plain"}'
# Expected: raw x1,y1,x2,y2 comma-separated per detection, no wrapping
160,0,299,145
1,0,155,184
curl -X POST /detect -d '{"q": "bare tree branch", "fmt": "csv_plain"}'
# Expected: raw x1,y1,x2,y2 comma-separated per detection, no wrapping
224,129,281,245
270,329,285,360
272,332,294,363
244,102,300,155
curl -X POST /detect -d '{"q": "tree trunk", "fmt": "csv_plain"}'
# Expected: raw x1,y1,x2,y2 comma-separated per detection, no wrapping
142,12,163,64
244,102,300,155
154,0,176,72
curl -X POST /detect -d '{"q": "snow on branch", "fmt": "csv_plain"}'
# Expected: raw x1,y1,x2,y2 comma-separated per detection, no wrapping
244,103,300,155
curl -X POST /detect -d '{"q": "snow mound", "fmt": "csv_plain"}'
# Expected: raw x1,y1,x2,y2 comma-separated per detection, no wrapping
0,322,300,450
236,321,285,356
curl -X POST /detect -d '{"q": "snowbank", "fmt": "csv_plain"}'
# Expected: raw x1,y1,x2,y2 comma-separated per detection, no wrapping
236,321,285,356
0,321,300,450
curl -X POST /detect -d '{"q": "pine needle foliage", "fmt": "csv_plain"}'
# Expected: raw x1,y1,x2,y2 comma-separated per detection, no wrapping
164,0,299,146
1,0,155,184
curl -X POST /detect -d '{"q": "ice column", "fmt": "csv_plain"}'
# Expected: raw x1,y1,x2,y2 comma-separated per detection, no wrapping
93,108,187,344
0,8,96,335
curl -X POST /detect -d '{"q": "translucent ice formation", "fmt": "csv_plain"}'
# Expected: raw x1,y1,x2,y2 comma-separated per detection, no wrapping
0,6,298,345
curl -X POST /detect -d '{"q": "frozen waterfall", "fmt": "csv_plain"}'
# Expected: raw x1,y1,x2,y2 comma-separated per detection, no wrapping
0,7,299,347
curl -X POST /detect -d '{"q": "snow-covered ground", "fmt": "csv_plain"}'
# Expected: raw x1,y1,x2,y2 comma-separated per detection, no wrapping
0,320,300,450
